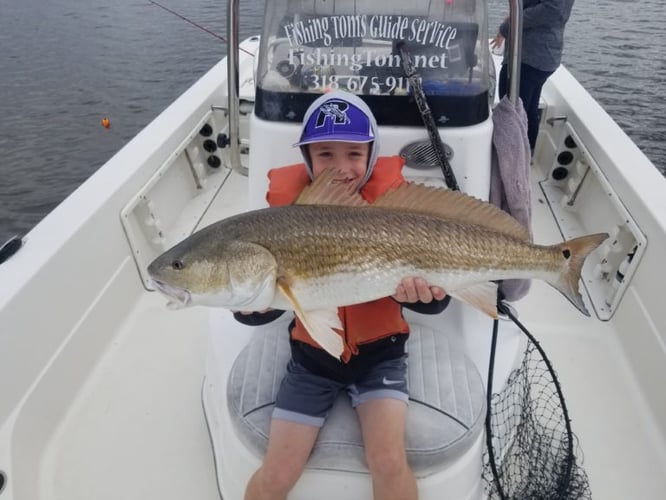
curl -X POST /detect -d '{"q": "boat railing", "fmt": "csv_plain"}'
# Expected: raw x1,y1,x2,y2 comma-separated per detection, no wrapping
226,0,244,175
506,0,523,104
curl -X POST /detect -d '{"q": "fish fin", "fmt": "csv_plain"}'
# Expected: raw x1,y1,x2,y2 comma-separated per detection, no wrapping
298,308,345,355
294,168,368,207
373,182,530,241
548,233,609,316
449,282,499,318
276,278,344,359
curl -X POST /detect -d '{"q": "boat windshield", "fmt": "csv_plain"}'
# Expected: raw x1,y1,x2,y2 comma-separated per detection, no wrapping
254,0,490,127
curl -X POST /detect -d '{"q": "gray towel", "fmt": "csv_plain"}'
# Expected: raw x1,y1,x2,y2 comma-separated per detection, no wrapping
490,96,532,301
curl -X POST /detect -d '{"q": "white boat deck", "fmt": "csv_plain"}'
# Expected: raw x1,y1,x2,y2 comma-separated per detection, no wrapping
515,186,666,498
35,172,250,500
31,168,666,500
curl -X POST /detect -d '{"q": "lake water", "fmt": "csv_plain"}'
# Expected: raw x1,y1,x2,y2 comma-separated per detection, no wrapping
1,0,664,244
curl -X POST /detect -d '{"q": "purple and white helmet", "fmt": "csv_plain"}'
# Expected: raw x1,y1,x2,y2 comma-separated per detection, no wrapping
293,90,379,189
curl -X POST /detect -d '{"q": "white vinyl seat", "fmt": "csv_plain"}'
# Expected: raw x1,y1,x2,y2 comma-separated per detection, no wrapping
226,318,486,475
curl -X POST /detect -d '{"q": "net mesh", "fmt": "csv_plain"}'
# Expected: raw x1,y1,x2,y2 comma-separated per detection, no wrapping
482,308,592,500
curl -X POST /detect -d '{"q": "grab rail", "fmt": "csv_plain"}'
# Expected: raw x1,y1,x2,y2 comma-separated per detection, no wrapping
226,0,246,175
507,0,523,104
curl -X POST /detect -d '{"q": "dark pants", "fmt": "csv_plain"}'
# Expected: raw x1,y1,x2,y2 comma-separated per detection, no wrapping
499,63,553,152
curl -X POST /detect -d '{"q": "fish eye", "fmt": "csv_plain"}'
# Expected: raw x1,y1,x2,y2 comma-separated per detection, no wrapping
171,259,185,270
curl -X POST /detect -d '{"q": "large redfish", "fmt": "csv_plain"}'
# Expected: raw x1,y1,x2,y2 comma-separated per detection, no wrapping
147,170,608,359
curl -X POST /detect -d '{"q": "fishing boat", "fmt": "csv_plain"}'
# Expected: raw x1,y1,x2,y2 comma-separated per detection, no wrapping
1,1,664,499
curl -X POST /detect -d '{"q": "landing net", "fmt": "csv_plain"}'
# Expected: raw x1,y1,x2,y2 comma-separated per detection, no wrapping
482,304,592,499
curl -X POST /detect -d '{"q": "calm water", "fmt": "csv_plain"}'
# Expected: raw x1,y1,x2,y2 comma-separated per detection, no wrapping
1,0,664,244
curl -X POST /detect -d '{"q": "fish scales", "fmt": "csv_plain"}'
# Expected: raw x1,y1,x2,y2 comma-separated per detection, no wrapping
218,205,559,280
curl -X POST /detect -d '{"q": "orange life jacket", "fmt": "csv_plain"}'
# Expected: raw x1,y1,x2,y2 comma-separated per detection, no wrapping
266,156,410,362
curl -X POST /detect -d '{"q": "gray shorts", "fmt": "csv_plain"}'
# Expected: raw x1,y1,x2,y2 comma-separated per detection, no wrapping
273,355,409,427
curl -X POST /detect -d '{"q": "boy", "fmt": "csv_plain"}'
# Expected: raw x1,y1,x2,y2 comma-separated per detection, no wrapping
236,90,450,500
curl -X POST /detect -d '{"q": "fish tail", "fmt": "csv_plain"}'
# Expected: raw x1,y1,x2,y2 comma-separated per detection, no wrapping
548,233,608,316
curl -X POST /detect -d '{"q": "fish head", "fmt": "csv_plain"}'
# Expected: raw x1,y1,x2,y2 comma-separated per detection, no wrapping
147,236,278,311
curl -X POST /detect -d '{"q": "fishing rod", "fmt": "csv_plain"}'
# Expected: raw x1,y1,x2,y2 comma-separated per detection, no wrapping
397,41,460,191
148,0,254,56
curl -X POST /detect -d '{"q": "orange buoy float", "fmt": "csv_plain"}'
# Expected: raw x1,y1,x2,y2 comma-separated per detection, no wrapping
101,117,110,128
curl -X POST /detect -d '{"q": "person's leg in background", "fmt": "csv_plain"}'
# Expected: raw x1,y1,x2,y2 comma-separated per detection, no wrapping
519,64,553,152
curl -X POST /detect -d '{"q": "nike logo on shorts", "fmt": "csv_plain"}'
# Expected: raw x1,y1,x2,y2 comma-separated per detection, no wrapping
382,376,403,386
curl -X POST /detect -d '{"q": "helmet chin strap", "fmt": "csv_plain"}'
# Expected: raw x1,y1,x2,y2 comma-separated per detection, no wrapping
357,141,376,190
300,145,314,180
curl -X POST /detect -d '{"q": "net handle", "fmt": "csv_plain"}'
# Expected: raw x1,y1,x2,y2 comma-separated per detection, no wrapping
485,315,508,500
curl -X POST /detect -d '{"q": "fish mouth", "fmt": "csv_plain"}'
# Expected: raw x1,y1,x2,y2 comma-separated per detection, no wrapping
151,278,192,308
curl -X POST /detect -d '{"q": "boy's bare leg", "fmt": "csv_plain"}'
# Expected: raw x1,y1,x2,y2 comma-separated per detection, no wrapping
357,398,417,500
245,419,320,500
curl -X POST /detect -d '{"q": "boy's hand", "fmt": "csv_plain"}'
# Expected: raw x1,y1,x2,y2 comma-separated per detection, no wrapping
392,277,446,304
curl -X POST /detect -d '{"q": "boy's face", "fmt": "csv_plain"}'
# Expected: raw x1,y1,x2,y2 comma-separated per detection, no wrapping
309,141,370,191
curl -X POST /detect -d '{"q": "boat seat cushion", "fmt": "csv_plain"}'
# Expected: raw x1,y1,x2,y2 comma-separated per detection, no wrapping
227,320,486,475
